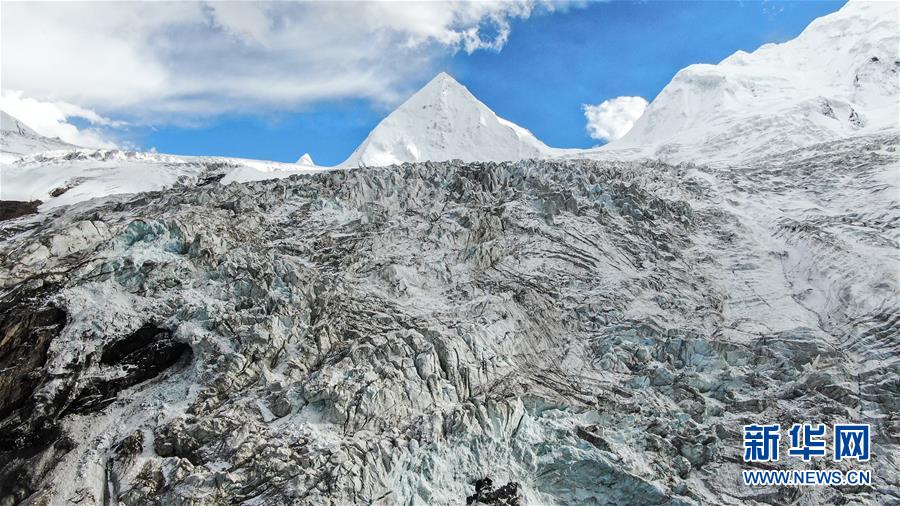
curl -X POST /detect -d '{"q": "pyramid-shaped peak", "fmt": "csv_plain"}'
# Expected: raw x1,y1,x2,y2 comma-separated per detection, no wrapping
428,71,462,86
342,72,551,167
412,72,476,103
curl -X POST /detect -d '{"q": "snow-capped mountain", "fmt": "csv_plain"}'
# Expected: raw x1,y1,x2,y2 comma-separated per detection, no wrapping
602,0,899,164
0,111,76,163
0,110,323,211
344,1,898,169
3,1,898,212
343,72,553,167
0,110,38,136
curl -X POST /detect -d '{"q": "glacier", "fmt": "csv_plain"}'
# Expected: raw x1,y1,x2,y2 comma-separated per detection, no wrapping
1,133,897,504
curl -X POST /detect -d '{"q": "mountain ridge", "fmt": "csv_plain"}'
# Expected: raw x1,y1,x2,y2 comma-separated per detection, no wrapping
3,1,898,208
601,0,899,164
0,111,76,163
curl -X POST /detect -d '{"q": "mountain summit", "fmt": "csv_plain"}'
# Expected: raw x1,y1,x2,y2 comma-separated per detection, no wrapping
342,72,551,167
0,110,75,163
0,110,39,136
605,0,899,164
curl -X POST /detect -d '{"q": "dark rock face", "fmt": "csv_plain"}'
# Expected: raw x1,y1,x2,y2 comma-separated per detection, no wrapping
0,301,190,504
67,325,192,415
467,478,523,505
0,281,66,420
0,280,67,505
0,200,41,221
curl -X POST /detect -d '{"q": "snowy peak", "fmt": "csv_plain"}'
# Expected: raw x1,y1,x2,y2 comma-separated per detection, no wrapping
1,110,39,136
606,0,899,164
1,110,76,163
343,72,551,167
296,153,315,166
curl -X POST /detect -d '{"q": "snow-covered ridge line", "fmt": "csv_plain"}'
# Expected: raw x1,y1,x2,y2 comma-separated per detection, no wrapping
2,0,897,211
0,145,328,211
601,0,899,164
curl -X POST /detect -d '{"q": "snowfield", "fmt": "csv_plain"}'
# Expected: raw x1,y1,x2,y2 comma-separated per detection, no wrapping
0,149,325,211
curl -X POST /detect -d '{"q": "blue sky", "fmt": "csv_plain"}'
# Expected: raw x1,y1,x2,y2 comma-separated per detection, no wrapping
3,1,845,165
450,0,845,150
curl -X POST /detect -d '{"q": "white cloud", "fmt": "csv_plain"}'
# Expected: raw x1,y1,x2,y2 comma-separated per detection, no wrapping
583,96,649,142
1,1,569,122
0,90,120,148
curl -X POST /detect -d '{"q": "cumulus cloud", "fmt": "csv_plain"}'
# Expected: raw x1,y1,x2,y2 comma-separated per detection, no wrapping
0,90,120,148
1,1,568,122
583,96,649,142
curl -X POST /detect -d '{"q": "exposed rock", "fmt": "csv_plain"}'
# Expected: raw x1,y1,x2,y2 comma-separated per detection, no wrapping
467,477,523,505
67,325,192,415
0,200,41,221
49,187,68,198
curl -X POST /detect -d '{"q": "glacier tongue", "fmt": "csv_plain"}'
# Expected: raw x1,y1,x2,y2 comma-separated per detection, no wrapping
0,133,897,504
343,72,553,167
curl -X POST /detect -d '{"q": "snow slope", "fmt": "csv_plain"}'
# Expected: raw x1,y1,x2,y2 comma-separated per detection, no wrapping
0,111,76,164
0,111,326,209
0,149,323,210
343,72,553,167
0,111,38,136
600,0,900,165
